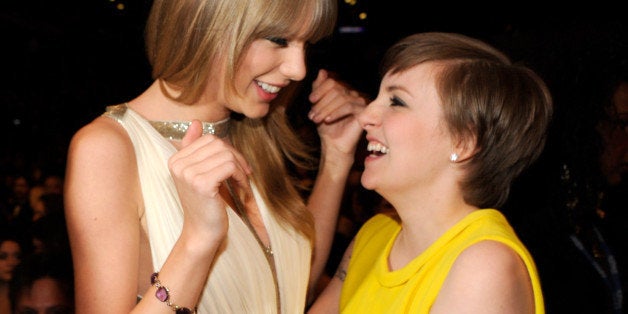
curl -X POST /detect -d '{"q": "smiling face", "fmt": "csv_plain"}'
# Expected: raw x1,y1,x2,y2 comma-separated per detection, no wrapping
224,36,308,118
145,0,336,111
358,62,455,198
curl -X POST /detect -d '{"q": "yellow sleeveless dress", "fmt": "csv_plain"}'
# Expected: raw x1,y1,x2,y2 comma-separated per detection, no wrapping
340,209,544,313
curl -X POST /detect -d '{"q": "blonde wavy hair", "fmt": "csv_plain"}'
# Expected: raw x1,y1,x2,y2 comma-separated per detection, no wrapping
145,0,337,243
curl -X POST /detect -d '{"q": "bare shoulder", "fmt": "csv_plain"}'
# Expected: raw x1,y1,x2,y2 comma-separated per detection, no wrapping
65,114,140,217
68,115,134,159
453,241,530,285
431,240,535,314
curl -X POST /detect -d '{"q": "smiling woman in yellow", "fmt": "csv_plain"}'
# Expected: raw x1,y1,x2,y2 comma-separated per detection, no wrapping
309,32,551,314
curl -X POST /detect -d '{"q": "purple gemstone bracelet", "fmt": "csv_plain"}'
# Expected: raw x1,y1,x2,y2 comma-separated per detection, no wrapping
150,272,197,314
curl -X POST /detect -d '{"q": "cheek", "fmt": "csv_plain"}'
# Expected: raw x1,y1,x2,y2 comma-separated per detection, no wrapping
240,45,273,77
233,65,253,92
395,123,444,156
396,127,451,174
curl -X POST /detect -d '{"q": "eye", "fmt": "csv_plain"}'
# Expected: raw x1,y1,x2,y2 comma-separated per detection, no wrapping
389,96,406,107
265,36,288,47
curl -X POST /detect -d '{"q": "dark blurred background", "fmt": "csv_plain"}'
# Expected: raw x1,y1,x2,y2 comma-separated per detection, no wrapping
2,1,627,312
1,1,626,176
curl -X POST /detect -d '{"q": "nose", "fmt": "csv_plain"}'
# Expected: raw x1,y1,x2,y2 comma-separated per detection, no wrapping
280,45,307,82
357,99,379,129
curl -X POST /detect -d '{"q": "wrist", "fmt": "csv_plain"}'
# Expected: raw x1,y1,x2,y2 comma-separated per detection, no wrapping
177,226,224,260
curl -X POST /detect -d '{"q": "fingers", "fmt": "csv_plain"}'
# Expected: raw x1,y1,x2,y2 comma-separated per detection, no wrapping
229,163,251,195
169,131,252,200
181,120,204,148
175,120,252,174
309,79,366,124
309,69,368,123
309,69,334,103
311,69,329,91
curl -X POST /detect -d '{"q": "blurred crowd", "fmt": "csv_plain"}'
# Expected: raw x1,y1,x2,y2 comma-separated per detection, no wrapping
1,165,74,313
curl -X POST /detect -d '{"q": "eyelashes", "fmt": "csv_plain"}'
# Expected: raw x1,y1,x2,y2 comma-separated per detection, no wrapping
389,96,407,107
265,36,288,47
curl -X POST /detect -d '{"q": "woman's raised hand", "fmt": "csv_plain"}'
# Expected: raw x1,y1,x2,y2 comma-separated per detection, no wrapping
168,120,252,246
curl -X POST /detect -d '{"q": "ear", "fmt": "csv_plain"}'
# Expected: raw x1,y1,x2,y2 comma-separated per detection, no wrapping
451,133,477,163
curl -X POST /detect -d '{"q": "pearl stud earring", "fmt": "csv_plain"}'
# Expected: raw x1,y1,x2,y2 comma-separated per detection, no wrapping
450,153,459,163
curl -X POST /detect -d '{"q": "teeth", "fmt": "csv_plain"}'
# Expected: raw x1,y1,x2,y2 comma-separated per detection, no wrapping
367,142,389,154
257,81,281,94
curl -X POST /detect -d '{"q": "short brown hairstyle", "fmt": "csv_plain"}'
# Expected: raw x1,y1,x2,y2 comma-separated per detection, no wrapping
381,32,553,208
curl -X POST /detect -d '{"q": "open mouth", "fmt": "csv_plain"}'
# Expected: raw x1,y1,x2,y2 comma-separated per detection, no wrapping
256,81,281,94
367,142,389,156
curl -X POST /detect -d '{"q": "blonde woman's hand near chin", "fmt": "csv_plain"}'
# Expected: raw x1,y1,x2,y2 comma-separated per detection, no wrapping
168,120,252,250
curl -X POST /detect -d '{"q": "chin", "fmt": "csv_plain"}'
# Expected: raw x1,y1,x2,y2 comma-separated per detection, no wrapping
239,110,267,120
360,176,377,191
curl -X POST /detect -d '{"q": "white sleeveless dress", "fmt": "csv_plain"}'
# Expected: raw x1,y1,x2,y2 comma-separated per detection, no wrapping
105,104,312,313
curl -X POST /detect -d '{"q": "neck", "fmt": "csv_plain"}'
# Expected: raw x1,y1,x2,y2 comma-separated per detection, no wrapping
148,117,231,141
130,81,231,122
393,193,476,246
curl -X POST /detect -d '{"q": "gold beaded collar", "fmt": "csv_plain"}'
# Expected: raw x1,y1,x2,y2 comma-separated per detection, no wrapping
105,104,231,141
148,118,231,141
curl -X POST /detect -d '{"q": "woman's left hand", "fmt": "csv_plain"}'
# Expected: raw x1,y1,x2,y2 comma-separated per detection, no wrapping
308,69,367,159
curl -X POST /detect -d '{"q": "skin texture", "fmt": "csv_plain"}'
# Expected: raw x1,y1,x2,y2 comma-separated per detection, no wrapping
308,62,535,314
65,23,365,314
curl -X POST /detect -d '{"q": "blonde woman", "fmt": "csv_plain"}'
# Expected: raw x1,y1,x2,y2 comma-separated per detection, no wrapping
64,0,365,312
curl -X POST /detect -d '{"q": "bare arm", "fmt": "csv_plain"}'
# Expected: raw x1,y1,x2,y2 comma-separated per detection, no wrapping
307,239,354,313
430,240,536,314
65,118,249,313
306,69,367,294
65,116,145,312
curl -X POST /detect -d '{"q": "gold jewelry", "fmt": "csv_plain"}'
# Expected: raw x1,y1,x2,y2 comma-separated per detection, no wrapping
149,118,231,141
150,272,197,313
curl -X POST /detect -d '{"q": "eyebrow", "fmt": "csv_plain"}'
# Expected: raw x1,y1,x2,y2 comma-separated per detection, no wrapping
386,84,410,94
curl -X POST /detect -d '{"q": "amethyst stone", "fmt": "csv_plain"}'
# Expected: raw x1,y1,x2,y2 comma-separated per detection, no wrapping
155,286,170,302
